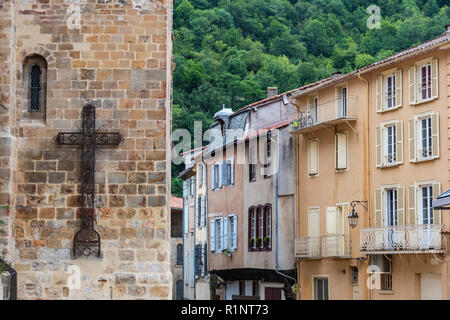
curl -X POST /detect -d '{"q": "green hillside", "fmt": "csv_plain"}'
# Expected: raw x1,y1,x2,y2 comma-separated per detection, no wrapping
171,0,450,196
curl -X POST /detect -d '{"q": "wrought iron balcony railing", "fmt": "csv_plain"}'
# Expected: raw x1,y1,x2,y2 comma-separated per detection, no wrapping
360,224,444,254
295,234,351,259
290,96,357,133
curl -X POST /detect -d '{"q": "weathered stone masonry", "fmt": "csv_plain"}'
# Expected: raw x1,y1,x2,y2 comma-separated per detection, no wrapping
0,0,173,299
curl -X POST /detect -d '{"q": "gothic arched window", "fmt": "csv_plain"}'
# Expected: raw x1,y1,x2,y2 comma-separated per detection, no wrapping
23,55,47,119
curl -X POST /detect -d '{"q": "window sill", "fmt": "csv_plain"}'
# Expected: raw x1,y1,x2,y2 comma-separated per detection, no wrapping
378,105,402,113
379,162,401,168
412,156,438,163
411,97,437,106
378,290,394,295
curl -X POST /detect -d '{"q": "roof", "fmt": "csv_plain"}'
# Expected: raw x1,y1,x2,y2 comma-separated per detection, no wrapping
170,196,183,210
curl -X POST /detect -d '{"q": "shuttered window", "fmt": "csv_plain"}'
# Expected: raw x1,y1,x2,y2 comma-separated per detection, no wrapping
409,182,441,225
335,132,348,170
409,112,439,162
307,139,319,175
374,186,405,227
376,121,403,167
409,59,438,105
377,70,402,112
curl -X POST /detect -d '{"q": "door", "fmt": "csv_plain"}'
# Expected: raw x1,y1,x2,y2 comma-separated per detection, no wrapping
419,185,434,249
420,274,442,300
265,287,282,300
385,189,397,249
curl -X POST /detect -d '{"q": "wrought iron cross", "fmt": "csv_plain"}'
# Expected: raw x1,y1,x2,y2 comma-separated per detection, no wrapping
54,103,123,258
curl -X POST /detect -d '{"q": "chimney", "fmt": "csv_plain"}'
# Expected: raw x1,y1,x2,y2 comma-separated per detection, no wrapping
331,72,342,79
267,87,278,98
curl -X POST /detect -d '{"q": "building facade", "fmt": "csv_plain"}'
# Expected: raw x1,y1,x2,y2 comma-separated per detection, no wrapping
0,0,173,299
170,197,183,300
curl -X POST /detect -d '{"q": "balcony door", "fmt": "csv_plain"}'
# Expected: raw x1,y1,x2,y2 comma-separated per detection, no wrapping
419,185,434,249
385,188,397,249
336,86,347,118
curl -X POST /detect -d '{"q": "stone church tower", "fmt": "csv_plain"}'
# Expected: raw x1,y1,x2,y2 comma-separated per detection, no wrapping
0,0,173,299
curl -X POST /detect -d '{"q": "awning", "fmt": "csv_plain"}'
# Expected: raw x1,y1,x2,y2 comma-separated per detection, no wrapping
433,189,450,210
177,165,195,180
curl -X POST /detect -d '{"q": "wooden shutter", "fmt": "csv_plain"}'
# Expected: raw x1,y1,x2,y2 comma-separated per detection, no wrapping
376,126,382,167
408,185,416,225
341,204,349,235
431,59,438,99
310,140,318,174
308,208,320,237
376,75,383,112
408,118,416,162
433,182,441,225
394,70,402,107
431,113,439,159
397,186,405,226
223,217,229,250
374,189,382,227
396,121,403,164
336,133,347,170
229,158,234,184
326,207,337,234
232,215,238,250
211,165,215,190
408,66,417,105
210,219,215,251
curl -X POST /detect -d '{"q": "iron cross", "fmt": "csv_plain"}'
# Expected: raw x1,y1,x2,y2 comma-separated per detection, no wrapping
54,103,123,258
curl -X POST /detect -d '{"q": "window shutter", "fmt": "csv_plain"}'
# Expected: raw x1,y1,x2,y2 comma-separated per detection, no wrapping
374,189,382,227
376,126,382,167
394,70,402,107
195,197,199,228
336,133,347,170
218,217,223,251
408,66,417,105
223,216,229,250
232,215,238,250
308,140,318,175
198,165,202,187
184,205,189,234
230,158,234,185
203,164,206,187
408,118,416,162
431,59,438,99
408,185,416,225
211,165,215,190
200,196,205,227
210,219,215,251
308,208,320,237
342,204,349,235
431,112,439,159
396,121,403,164
201,244,205,277
376,75,383,112
219,162,224,187
326,207,337,234
433,182,441,225
190,251,194,287
184,252,189,284
397,186,405,226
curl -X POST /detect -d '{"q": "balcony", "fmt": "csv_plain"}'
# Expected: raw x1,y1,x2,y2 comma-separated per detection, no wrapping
290,96,357,134
295,234,351,259
360,224,445,254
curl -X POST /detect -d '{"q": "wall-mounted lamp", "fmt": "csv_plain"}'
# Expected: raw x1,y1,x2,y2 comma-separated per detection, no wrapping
348,200,368,228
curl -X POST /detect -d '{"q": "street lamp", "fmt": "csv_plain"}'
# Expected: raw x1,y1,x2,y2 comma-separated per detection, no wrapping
348,200,368,228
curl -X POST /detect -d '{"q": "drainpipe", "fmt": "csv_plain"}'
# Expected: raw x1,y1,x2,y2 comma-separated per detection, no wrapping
270,133,297,296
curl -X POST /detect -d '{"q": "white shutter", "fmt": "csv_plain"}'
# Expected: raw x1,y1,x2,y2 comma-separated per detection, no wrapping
408,185,416,225
409,66,417,105
308,208,320,237
230,158,234,184
308,140,318,175
376,75,383,112
396,121,403,164
431,113,439,159
184,252,189,284
433,182,441,224
200,196,205,227
203,164,206,188
218,217,223,251
376,126,382,167
374,189,382,227
232,215,238,250
408,117,416,162
201,243,205,277
184,205,189,234
397,186,405,226
218,163,223,188
431,59,438,99
211,165,215,190
336,132,347,170
195,197,199,228
190,251,194,287
223,216,229,250
394,70,402,108
210,219,216,251
326,207,337,234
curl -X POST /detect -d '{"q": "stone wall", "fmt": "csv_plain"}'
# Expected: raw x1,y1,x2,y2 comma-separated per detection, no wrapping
1,0,173,300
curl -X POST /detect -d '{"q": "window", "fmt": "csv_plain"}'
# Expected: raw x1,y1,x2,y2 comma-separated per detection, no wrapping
248,205,272,251
409,59,438,105
23,55,47,118
408,182,441,225
335,132,348,170
409,112,439,162
381,274,392,291
376,121,403,167
307,139,319,175
213,163,220,189
183,205,189,234
314,278,329,300
176,244,183,265
351,267,358,285
374,186,405,228
176,280,184,300
198,164,203,188
183,180,188,200
223,158,234,185
215,218,222,252
307,95,318,124
252,281,259,297
184,252,189,285
190,176,195,196
336,85,347,118
264,132,272,178
249,145,256,182
376,70,402,112
239,281,245,296
420,185,433,225
224,215,237,251
197,196,202,227
190,251,194,287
